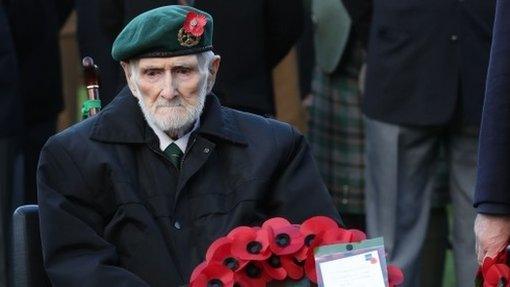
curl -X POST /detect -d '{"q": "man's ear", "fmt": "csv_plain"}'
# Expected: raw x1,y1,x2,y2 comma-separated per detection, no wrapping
207,56,221,92
120,61,137,95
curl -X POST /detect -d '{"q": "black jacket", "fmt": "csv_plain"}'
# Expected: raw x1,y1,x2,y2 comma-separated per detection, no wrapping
6,0,73,124
0,4,21,138
474,0,510,215
37,88,339,286
99,0,303,116
363,0,495,126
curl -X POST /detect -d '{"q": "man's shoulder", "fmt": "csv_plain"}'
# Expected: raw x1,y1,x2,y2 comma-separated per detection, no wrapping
44,115,98,152
221,106,301,145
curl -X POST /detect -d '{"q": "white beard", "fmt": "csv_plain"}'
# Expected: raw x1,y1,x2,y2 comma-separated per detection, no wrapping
134,81,207,137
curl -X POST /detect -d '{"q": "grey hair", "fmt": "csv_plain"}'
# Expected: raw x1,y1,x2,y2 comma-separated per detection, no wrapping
196,50,216,73
196,51,217,93
127,59,140,84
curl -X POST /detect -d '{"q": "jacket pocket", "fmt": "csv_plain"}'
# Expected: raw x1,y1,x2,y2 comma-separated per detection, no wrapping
188,178,268,221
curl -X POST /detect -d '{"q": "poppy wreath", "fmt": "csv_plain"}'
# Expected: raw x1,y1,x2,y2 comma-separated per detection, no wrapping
476,248,510,287
190,216,404,287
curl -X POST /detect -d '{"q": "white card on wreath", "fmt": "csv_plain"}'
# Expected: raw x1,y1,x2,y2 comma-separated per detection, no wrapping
314,237,388,287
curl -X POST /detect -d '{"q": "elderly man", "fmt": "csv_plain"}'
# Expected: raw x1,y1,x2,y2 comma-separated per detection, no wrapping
37,5,339,286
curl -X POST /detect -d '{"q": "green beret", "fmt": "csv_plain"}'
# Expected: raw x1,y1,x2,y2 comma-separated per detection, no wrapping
112,5,213,61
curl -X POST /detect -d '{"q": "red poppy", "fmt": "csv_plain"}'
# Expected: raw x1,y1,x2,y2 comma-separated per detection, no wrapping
228,226,271,261
190,261,235,287
261,255,287,280
349,229,367,242
484,264,510,287
183,12,207,37
281,255,305,280
387,264,404,287
205,237,248,272
294,246,309,262
298,216,337,262
482,257,498,279
321,228,367,245
299,217,339,283
482,251,508,277
262,217,305,255
235,262,272,287
304,253,318,283
321,228,353,245
300,216,338,240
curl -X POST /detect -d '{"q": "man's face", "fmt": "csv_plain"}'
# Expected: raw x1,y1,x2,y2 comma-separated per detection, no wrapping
126,55,208,136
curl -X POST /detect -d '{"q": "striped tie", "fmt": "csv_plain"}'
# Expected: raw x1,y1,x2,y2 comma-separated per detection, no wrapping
164,143,184,170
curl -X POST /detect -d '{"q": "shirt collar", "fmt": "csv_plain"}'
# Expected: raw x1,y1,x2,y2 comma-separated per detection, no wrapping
149,118,200,152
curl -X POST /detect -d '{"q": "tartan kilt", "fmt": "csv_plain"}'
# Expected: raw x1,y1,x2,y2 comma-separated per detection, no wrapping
307,69,365,214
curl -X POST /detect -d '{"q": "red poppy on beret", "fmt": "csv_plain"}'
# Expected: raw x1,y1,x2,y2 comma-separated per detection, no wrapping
387,264,404,287
205,237,248,272
262,217,305,256
183,12,207,37
190,261,234,287
228,226,271,261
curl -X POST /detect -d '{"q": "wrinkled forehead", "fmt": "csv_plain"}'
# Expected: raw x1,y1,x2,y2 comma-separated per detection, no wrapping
136,54,199,69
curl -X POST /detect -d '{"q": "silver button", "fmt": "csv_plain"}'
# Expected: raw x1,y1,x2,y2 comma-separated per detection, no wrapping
203,147,210,154
450,34,459,42
174,221,181,230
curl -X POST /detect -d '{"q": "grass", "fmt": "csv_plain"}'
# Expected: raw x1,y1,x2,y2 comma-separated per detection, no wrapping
443,250,455,286
442,204,455,287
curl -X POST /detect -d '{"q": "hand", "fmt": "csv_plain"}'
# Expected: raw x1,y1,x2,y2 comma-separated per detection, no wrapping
474,213,510,264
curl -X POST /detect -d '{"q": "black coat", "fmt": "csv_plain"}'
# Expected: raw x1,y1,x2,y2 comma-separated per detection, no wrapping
37,88,340,286
6,0,73,125
0,4,21,138
363,0,496,126
75,0,124,106
99,0,303,116
474,0,510,215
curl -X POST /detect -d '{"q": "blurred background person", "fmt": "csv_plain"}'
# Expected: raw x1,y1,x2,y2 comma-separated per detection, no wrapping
7,0,73,204
91,0,304,122
306,1,450,285
474,0,510,265
363,0,496,286
307,0,370,230
0,2,22,285
75,0,123,106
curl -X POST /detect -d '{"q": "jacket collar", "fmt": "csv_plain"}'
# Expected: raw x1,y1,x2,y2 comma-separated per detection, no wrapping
90,86,247,146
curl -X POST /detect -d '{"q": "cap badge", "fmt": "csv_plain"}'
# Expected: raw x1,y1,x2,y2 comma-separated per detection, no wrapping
178,11,207,47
